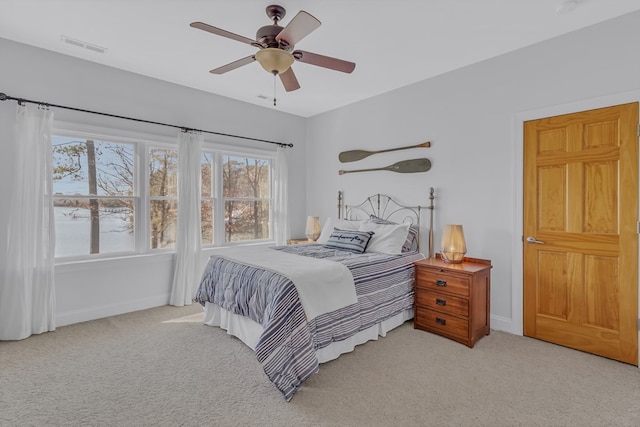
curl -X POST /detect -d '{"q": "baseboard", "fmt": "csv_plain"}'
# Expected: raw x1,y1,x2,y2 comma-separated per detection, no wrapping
490,314,520,335
56,297,522,336
56,294,170,327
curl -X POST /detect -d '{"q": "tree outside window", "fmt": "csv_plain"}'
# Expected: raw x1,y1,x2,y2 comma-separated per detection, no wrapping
149,147,178,249
201,152,215,245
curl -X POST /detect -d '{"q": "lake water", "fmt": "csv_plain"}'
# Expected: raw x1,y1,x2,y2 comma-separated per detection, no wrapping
55,206,134,257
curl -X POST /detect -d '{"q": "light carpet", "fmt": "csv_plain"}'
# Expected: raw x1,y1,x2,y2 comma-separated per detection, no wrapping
1,304,640,426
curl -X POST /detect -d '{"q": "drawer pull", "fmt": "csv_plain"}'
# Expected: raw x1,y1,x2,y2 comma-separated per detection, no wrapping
435,298,447,306
436,279,447,287
435,317,446,326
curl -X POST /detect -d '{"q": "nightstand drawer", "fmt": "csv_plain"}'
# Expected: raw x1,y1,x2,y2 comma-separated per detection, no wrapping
416,290,469,318
416,269,470,297
415,307,469,339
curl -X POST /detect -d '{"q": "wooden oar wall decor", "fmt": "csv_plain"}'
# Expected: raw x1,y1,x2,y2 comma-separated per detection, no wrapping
338,141,430,163
339,158,431,175
338,141,432,175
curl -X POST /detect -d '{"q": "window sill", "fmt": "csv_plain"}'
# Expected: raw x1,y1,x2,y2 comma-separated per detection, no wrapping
55,252,175,273
55,241,277,273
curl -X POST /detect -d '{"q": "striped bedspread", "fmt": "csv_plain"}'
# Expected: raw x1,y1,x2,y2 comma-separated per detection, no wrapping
194,244,425,400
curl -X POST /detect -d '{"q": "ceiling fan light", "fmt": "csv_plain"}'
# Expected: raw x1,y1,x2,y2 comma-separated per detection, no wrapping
255,48,294,74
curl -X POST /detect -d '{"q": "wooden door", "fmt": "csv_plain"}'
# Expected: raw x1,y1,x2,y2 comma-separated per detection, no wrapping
523,102,639,364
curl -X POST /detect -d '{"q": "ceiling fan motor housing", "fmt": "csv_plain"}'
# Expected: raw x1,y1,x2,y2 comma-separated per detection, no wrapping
256,25,292,50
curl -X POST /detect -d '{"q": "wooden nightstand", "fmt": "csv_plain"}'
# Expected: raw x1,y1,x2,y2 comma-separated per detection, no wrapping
413,255,491,348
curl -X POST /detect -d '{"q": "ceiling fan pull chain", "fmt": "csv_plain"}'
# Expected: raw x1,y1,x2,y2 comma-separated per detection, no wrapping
273,72,277,106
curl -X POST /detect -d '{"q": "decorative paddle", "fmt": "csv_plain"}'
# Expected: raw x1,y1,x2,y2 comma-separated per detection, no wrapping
339,158,431,175
338,141,431,163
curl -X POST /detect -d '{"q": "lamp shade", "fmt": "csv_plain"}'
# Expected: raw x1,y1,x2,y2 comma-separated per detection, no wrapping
440,224,467,263
305,216,321,241
255,48,294,74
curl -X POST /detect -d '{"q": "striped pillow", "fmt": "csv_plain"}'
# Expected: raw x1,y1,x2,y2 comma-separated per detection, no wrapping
403,226,419,252
323,228,374,253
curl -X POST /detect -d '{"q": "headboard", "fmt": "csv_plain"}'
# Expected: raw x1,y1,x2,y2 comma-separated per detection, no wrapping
337,188,435,257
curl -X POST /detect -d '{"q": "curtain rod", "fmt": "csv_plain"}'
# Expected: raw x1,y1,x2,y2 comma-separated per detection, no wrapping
0,92,293,148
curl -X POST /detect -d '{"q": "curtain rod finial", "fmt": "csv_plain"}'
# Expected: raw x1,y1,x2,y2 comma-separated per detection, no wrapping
0,93,8,101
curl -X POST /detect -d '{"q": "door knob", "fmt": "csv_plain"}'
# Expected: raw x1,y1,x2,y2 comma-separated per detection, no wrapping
526,236,545,244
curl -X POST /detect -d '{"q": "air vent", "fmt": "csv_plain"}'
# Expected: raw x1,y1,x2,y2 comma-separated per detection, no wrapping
84,44,107,54
556,0,579,14
60,35,107,54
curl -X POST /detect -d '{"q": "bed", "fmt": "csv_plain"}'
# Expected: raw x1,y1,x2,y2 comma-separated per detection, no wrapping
194,189,435,400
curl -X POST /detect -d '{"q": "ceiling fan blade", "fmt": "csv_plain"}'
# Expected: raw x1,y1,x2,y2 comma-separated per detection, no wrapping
279,68,301,92
190,22,259,47
275,11,321,47
293,50,356,74
210,55,256,74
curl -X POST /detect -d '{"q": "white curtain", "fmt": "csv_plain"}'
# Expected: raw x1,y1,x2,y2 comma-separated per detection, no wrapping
272,146,290,245
0,105,56,340
169,131,203,306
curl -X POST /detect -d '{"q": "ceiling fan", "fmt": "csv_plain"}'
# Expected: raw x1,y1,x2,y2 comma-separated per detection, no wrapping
190,4,356,95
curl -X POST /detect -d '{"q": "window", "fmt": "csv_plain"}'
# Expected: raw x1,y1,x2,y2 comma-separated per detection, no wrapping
149,147,178,249
53,136,135,257
200,152,215,245
222,154,271,242
52,128,276,259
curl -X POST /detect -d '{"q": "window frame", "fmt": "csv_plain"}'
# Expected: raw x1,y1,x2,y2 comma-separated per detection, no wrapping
52,126,145,261
147,143,179,251
200,150,217,246
202,146,276,247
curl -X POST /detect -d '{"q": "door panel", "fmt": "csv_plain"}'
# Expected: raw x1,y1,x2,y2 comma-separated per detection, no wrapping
538,166,566,230
523,102,638,364
584,255,618,330
537,251,568,320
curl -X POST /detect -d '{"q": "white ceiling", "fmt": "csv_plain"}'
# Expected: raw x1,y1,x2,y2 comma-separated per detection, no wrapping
2,0,640,118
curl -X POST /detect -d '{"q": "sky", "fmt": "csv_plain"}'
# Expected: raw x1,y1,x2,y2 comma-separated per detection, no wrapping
52,135,134,196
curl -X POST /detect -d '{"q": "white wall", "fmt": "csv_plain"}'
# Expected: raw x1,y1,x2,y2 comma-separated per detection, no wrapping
306,11,640,334
0,38,308,326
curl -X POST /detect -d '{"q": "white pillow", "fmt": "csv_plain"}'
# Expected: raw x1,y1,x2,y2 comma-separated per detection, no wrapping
358,221,410,254
317,218,362,243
